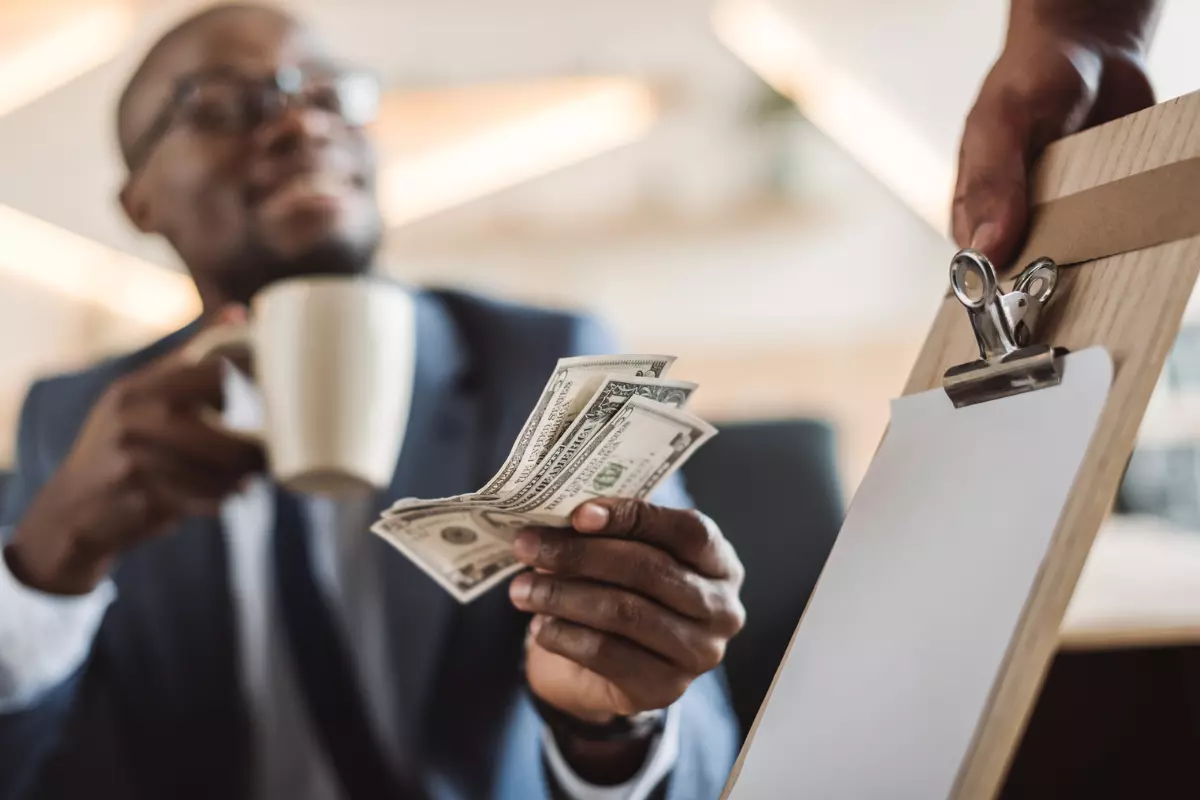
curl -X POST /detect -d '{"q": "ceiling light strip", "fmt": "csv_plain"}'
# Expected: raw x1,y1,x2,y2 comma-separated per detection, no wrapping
712,0,953,232
0,204,200,329
380,79,659,227
0,2,136,117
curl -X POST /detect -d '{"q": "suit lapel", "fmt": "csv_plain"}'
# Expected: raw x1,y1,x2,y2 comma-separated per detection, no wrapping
100,294,487,789
103,514,250,800
372,289,483,755
69,317,249,799
120,295,479,791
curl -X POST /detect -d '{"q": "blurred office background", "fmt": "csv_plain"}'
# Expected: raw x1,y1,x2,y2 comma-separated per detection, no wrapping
6,0,1200,752
0,0,1199,505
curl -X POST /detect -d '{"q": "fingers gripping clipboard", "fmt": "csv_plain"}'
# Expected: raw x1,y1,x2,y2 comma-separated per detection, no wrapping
720,92,1200,800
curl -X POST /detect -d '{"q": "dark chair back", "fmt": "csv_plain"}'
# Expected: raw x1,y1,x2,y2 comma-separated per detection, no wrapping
680,418,845,738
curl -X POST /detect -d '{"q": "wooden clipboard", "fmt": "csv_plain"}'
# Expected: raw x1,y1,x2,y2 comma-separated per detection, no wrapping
720,91,1200,800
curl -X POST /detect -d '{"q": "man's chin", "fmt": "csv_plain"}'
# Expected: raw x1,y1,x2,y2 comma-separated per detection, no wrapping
274,238,375,277
221,232,380,303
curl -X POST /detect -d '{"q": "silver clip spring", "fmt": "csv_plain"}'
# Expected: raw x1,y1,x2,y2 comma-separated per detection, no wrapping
950,249,1058,359
943,249,1066,408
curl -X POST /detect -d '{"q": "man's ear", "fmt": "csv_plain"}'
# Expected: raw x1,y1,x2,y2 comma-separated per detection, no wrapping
119,179,156,234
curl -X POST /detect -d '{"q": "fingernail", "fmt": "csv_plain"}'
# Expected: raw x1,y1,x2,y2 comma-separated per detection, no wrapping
514,531,540,563
574,503,609,533
971,221,1000,256
530,614,545,637
509,572,533,605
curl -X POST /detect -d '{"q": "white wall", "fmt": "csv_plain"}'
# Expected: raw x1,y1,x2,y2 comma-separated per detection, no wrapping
771,0,1200,196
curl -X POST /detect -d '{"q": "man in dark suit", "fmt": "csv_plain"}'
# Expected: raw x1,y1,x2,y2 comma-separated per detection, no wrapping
0,4,745,799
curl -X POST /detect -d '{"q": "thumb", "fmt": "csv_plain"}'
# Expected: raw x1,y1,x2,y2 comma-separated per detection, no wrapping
185,303,253,373
951,107,1031,268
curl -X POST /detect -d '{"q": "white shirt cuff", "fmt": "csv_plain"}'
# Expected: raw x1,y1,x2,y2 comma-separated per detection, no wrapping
0,545,114,712
541,704,680,800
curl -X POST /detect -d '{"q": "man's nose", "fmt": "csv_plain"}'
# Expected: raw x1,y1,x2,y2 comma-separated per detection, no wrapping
254,103,335,158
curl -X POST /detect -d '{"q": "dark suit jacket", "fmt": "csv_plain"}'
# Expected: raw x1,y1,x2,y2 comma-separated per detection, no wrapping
0,288,739,800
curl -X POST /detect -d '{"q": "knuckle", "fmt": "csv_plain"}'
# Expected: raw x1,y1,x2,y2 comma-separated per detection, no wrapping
672,623,714,674
534,617,561,651
587,630,616,664
611,593,643,629
632,549,674,592
646,503,678,538
677,571,712,617
608,499,641,535
730,550,747,586
726,597,748,635
669,508,713,554
109,450,140,487
547,623,603,665
693,637,726,674
708,589,747,636
548,537,586,572
698,584,725,620
530,576,562,611
960,172,1000,199
692,510,720,549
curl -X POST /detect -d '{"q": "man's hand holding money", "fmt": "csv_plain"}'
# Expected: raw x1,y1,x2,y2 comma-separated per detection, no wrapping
509,496,746,784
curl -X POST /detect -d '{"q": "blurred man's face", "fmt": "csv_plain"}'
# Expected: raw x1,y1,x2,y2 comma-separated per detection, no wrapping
120,6,383,304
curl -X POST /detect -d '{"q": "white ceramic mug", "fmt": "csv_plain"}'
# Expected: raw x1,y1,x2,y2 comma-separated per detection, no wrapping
185,275,417,497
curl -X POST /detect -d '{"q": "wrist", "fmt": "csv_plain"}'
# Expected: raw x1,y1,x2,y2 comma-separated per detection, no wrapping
554,732,655,786
1008,1,1156,61
7,523,113,596
531,693,666,785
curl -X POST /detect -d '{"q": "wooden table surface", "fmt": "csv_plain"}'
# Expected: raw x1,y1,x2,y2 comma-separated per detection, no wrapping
1061,514,1200,650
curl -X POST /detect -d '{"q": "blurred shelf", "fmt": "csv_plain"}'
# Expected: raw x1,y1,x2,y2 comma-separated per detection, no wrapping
1136,395,1200,444
1061,514,1200,650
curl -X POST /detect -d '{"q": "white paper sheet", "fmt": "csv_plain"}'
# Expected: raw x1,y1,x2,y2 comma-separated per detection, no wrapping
728,347,1113,800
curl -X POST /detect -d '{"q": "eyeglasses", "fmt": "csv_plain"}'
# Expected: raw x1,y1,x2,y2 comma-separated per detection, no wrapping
126,65,382,172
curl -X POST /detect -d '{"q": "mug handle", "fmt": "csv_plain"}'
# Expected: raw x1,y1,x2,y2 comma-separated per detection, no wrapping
182,322,264,444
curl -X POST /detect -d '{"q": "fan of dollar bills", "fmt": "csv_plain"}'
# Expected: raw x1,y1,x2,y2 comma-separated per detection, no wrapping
370,354,716,603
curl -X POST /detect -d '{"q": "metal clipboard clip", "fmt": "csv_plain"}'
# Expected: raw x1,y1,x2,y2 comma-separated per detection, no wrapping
942,248,1068,408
